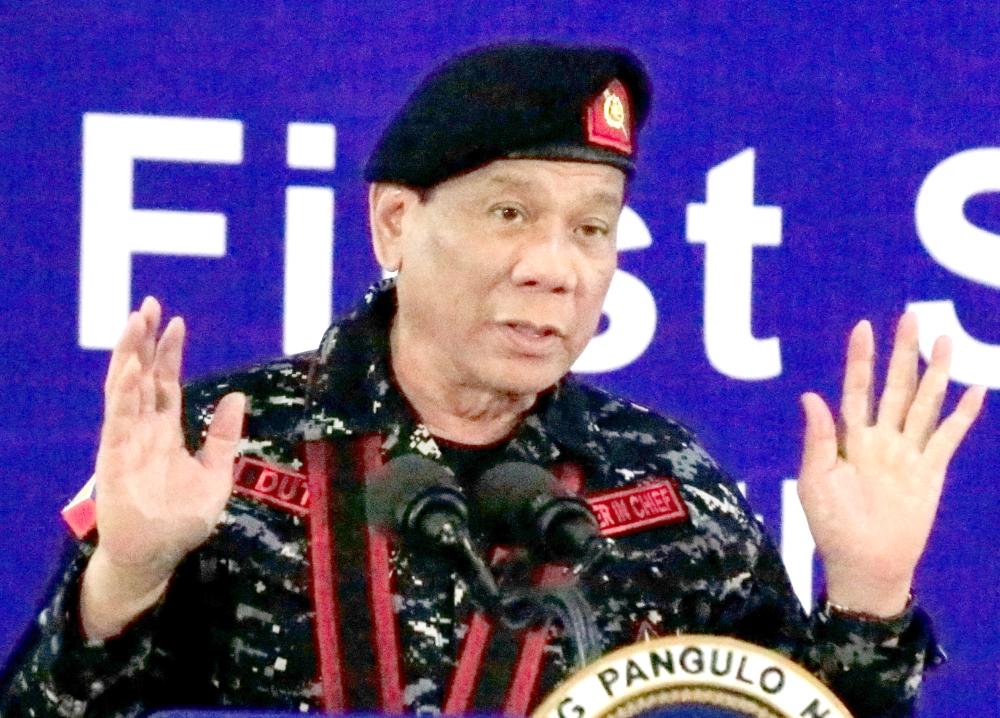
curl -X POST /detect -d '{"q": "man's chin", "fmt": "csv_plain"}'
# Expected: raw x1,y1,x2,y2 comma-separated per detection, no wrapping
479,358,567,397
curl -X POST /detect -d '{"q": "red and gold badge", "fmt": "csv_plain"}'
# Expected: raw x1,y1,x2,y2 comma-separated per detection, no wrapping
585,79,633,155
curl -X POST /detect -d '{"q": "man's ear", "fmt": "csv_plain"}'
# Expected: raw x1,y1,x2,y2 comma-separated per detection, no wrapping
369,183,418,272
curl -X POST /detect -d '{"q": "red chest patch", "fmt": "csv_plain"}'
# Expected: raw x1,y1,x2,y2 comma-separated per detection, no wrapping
585,478,688,537
233,457,310,516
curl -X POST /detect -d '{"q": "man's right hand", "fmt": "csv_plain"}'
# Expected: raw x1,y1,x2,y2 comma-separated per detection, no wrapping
80,297,246,641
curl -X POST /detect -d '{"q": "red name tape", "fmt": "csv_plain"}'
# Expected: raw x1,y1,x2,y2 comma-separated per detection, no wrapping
586,479,688,537
233,457,310,515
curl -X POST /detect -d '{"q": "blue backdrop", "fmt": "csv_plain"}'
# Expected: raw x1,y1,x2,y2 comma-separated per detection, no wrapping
1,2,997,715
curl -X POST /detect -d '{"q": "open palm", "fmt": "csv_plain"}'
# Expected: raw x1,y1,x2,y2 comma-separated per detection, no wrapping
797,313,985,615
83,297,245,638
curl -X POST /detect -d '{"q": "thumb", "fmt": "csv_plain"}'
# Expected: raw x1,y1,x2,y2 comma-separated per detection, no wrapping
798,391,838,480
199,392,247,474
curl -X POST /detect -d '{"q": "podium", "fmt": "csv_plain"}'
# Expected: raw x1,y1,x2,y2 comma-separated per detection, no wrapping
147,713,392,718
146,637,853,718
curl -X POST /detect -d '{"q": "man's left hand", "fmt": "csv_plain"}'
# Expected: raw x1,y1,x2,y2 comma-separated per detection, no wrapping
797,312,986,617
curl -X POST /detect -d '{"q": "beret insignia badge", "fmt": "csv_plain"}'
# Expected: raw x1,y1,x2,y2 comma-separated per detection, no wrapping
604,90,627,132
586,78,633,155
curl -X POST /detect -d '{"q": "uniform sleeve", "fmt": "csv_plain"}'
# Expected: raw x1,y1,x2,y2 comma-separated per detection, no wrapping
0,541,161,718
0,371,253,717
807,598,942,718
0,535,233,718
742,520,943,718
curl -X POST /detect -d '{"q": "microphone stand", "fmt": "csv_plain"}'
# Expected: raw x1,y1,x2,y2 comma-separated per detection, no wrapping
497,583,603,670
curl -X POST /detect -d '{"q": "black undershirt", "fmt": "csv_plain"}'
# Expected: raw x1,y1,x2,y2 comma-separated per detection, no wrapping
433,435,512,487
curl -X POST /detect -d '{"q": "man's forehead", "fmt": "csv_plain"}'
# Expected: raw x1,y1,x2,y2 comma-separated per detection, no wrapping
466,160,626,204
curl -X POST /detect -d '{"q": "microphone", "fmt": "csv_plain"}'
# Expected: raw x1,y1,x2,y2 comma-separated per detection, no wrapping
470,462,609,666
470,462,620,569
365,454,500,610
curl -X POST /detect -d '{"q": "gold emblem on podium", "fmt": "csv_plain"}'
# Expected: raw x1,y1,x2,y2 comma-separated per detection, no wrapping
533,636,853,718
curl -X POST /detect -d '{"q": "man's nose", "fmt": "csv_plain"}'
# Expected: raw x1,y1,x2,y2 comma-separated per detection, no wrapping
509,222,578,294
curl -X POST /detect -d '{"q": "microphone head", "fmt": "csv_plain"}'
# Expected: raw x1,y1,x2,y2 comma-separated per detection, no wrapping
471,462,602,561
470,461,571,544
365,454,464,535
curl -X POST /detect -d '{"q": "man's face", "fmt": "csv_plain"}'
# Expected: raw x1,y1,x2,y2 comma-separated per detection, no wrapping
384,159,624,396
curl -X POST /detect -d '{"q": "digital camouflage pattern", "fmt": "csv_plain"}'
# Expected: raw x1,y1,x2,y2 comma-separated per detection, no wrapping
0,282,940,718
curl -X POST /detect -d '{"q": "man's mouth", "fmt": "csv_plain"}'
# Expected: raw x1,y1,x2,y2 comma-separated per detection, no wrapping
503,321,563,338
495,320,566,357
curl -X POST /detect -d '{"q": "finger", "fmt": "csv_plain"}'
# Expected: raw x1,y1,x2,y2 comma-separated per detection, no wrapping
138,359,157,416
139,295,162,325
198,393,247,475
136,298,162,414
798,392,838,478
924,385,986,475
153,317,185,415
840,320,875,430
876,312,919,430
902,335,951,448
137,297,160,389
104,312,145,396
100,354,142,448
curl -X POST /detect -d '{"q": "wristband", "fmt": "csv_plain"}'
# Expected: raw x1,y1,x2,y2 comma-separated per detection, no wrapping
823,592,914,623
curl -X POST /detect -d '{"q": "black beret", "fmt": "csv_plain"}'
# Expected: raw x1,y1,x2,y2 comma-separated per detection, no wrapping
364,42,651,187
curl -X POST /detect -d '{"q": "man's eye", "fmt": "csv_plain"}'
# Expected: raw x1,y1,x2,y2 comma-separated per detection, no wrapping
492,205,524,222
578,223,609,239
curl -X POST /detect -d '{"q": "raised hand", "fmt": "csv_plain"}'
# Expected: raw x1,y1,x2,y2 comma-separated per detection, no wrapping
80,297,246,640
797,313,986,616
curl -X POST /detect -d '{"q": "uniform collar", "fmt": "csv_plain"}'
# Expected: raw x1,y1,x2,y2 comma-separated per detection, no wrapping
298,281,606,470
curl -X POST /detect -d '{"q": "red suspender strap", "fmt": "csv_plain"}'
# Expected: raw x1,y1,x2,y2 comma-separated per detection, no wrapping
302,440,346,713
444,612,494,714
502,566,565,715
550,462,585,494
443,547,511,715
503,462,586,716
356,435,405,713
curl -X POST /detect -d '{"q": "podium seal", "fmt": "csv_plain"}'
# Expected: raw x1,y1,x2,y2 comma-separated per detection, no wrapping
532,636,853,718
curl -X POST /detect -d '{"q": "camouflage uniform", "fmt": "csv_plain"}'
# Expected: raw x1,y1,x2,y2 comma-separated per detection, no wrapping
0,282,939,718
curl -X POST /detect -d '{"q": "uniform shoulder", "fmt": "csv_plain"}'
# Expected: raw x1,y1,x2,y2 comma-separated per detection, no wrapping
567,379,698,448
562,379,734,492
563,380,763,542
182,352,315,450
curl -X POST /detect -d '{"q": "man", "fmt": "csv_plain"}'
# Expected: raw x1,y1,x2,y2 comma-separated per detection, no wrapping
0,43,985,717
